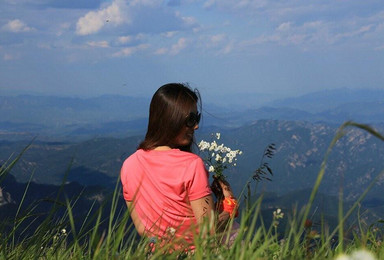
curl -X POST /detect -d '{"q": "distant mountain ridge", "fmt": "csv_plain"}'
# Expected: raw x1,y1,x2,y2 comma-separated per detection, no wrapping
1,88,384,140
2,118,384,234
2,88,384,239
234,100,384,126
3,119,384,203
268,88,384,113
0,94,150,124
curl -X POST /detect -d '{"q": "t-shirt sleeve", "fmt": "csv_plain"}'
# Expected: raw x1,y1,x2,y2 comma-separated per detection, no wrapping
186,157,212,201
121,159,133,201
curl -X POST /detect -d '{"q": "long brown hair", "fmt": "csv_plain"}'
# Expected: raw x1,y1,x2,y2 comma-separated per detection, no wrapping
138,83,201,152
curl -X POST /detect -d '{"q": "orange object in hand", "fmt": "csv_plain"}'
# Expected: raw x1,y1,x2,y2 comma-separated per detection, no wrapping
222,197,239,218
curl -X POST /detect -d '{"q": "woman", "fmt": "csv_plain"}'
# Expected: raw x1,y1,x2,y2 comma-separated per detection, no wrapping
120,83,216,250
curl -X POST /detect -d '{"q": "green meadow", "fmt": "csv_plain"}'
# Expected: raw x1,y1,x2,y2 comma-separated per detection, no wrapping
1,121,383,259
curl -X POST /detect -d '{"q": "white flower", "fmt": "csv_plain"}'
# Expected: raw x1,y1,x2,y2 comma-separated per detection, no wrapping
350,249,376,260
209,141,217,151
335,254,350,260
273,209,284,219
335,249,377,260
200,141,211,150
166,227,176,236
61,228,67,234
198,133,243,178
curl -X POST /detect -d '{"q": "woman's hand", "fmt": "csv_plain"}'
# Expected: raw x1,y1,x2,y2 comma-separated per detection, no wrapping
218,178,234,198
211,176,235,199
211,176,239,220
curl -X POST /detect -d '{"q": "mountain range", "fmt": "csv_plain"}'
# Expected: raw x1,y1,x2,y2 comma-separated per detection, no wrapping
1,88,384,141
1,88,384,231
2,119,384,201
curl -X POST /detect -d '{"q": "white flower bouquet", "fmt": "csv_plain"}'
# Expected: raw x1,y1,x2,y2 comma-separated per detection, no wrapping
198,133,242,181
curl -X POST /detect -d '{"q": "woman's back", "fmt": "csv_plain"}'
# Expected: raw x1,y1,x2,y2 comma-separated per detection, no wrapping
121,148,211,242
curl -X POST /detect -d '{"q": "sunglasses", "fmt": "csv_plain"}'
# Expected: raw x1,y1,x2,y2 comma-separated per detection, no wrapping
185,112,201,128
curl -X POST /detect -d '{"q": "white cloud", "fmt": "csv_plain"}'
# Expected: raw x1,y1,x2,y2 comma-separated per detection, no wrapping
2,19,35,33
302,21,323,29
203,0,215,9
180,15,197,26
198,33,227,48
334,25,373,40
277,22,292,32
116,34,147,45
286,34,307,45
154,47,168,55
128,0,162,7
161,31,178,38
56,22,71,36
201,0,384,51
246,22,316,47
117,36,133,44
169,37,187,55
203,0,268,11
3,53,20,60
220,40,234,54
202,34,236,55
112,43,149,57
76,0,130,35
75,0,168,36
3,53,21,61
37,43,52,49
153,38,188,55
240,34,279,47
86,41,109,48
240,15,378,50
210,34,226,44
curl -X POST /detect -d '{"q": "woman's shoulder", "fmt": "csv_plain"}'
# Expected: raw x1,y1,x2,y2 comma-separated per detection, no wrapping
122,149,142,165
123,149,203,165
172,149,203,161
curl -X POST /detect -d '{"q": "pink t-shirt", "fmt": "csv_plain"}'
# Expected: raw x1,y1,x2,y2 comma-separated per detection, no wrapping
120,149,211,244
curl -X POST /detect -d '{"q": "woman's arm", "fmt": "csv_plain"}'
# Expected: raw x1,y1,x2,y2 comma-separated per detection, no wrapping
190,195,215,234
211,178,238,230
126,201,145,236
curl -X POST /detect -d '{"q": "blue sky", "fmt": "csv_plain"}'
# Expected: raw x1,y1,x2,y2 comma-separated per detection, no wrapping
1,0,383,104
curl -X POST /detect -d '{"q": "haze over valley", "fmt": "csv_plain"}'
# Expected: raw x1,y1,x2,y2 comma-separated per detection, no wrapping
0,89,384,232
2,88,384,228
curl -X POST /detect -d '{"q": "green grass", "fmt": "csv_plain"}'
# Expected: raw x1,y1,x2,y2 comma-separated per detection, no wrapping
1,121,384,259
